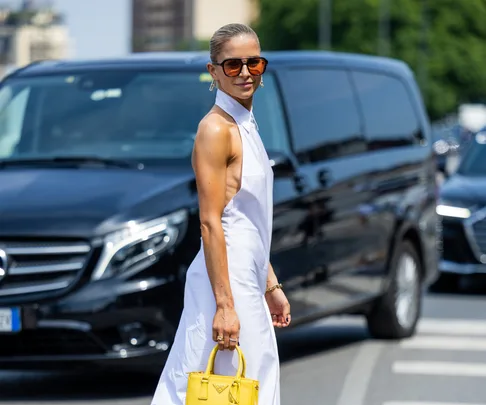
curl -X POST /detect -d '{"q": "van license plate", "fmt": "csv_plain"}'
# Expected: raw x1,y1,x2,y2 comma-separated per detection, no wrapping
0,308,21,332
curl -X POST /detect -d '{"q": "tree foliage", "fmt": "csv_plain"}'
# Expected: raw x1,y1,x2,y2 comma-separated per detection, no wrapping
253,0,486,120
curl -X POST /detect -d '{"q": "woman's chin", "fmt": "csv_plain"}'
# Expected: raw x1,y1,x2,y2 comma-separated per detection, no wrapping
231,85,256,99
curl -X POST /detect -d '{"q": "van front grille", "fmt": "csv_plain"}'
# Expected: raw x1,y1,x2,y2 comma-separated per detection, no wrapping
0,240,91,297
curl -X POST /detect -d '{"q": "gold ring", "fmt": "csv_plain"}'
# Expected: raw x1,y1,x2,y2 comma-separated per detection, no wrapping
216,335,224,341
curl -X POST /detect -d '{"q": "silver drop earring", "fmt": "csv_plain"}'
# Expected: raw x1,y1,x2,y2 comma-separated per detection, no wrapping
260,77,264,88
209,80,216,91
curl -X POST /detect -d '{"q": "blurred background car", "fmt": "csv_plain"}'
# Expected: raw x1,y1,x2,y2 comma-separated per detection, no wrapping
434,131,486,291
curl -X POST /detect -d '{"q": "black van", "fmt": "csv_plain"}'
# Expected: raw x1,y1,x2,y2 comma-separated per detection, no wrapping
0,51,438,372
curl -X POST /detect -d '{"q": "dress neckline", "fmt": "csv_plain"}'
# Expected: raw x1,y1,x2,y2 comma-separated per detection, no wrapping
215,89,256,133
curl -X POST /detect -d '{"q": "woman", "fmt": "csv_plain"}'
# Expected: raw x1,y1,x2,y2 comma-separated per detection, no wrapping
150,23,291,405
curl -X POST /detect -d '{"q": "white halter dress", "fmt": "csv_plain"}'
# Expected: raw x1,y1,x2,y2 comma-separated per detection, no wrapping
150,89,280,405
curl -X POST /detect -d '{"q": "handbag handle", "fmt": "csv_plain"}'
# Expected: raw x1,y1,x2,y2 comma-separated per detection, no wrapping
203,344,246,379
198,344,247,403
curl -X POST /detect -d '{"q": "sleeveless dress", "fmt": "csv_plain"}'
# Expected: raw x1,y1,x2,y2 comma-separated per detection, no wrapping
150,89,280,405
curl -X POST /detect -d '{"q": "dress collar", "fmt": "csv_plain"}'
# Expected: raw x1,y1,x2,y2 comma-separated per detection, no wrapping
215,89,255,133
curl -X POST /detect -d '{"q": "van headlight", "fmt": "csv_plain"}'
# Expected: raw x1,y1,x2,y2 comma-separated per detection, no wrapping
91,209,188,280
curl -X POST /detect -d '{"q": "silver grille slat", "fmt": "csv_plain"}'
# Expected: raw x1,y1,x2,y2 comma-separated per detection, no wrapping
7,245,91,255
9,261,84,275
0,280,71,296
0,240,91,297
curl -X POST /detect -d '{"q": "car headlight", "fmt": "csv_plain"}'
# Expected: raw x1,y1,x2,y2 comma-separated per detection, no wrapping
436,199,477,219
91,209,188,280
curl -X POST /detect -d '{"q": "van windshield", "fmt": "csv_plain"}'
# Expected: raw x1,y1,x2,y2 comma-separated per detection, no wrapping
0,69,287,165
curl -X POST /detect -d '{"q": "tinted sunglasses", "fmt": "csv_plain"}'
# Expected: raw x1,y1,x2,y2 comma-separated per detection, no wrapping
214,57,268,77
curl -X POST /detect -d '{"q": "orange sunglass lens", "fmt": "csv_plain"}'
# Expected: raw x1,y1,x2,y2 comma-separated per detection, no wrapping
247,58,266,74
223,60,243,76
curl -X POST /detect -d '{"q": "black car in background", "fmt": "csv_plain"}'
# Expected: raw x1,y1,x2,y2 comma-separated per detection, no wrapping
436,132,486,290
0,51,438,372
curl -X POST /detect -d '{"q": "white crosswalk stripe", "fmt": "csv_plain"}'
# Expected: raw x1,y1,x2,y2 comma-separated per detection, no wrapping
418,318,486,336
400,336,486,351
383,318,486,405
393,361,486,377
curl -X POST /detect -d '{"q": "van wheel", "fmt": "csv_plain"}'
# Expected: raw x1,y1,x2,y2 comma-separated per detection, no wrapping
366,240,422,339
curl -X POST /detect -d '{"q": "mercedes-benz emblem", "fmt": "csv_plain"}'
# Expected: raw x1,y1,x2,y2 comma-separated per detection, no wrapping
0,249,8,281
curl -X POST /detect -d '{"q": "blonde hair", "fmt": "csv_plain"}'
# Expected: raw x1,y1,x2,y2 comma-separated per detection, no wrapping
209,23,260,63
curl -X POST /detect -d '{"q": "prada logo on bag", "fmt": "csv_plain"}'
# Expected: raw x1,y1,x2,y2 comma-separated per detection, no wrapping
213,384,229,394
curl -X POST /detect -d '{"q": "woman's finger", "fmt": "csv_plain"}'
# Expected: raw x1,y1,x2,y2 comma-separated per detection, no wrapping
285,311,291,327
223,333,230,350
228,334,238,351
215,328,225,350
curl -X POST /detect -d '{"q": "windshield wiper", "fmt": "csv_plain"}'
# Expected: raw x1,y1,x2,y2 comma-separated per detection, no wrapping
0,156,142,169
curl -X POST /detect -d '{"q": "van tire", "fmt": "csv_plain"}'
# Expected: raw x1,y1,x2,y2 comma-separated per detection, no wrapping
366,240,422,340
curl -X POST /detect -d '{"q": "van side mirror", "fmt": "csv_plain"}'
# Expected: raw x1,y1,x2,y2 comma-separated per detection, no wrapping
267,150,296,178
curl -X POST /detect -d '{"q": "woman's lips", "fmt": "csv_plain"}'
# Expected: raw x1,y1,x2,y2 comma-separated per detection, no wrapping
236,82,253,89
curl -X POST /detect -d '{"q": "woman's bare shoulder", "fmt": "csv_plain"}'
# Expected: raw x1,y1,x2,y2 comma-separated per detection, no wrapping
195,108,233,148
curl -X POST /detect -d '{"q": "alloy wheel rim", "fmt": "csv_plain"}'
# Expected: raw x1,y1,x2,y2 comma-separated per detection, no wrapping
395,252,419,329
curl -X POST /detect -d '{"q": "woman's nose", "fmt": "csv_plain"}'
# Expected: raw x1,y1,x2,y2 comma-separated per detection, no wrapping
240,64,251,76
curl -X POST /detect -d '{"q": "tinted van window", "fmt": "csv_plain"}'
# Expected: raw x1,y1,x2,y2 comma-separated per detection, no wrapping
0,70,290,163
0,87,29,158
253,73,291,155
282,68,366,162
351,70,423,150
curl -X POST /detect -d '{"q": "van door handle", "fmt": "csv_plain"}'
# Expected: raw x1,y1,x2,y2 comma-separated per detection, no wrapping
318,169,331,186
293,174,308,193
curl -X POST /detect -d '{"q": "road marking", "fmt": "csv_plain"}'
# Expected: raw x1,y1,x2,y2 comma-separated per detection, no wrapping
401,336,486,351
418,319,486,336
335,341,382,405
384,402,486,405
393,361,486,377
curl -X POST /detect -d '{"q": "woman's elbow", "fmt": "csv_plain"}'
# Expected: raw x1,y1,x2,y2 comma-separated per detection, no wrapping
200,216,223,236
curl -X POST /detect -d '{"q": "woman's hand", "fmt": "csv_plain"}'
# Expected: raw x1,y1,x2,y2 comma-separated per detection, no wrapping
213,306,240,351
265,289,291,328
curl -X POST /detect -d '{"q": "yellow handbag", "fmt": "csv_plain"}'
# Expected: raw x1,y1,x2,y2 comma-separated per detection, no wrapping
186,344,259,405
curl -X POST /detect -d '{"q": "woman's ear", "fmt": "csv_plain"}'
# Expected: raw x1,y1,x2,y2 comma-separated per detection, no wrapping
207,62,218,81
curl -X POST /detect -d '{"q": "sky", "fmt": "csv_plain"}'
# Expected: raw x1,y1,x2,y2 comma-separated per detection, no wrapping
8,0,130,59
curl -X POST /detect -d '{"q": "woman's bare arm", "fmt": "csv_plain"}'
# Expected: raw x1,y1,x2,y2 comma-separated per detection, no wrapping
192,114,240,350
266,262,279,291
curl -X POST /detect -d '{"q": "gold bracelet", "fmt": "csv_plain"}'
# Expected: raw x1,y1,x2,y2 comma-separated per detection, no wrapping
265,283,283,294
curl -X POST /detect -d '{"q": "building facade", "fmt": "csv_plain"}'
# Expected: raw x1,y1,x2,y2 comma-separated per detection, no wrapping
0,5,70,77
132,0,193,52
193,0,258,41
131,0,259,52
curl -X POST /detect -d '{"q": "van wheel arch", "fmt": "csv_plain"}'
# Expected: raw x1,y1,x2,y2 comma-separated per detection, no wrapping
387,222,425,282
366,234,423,340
